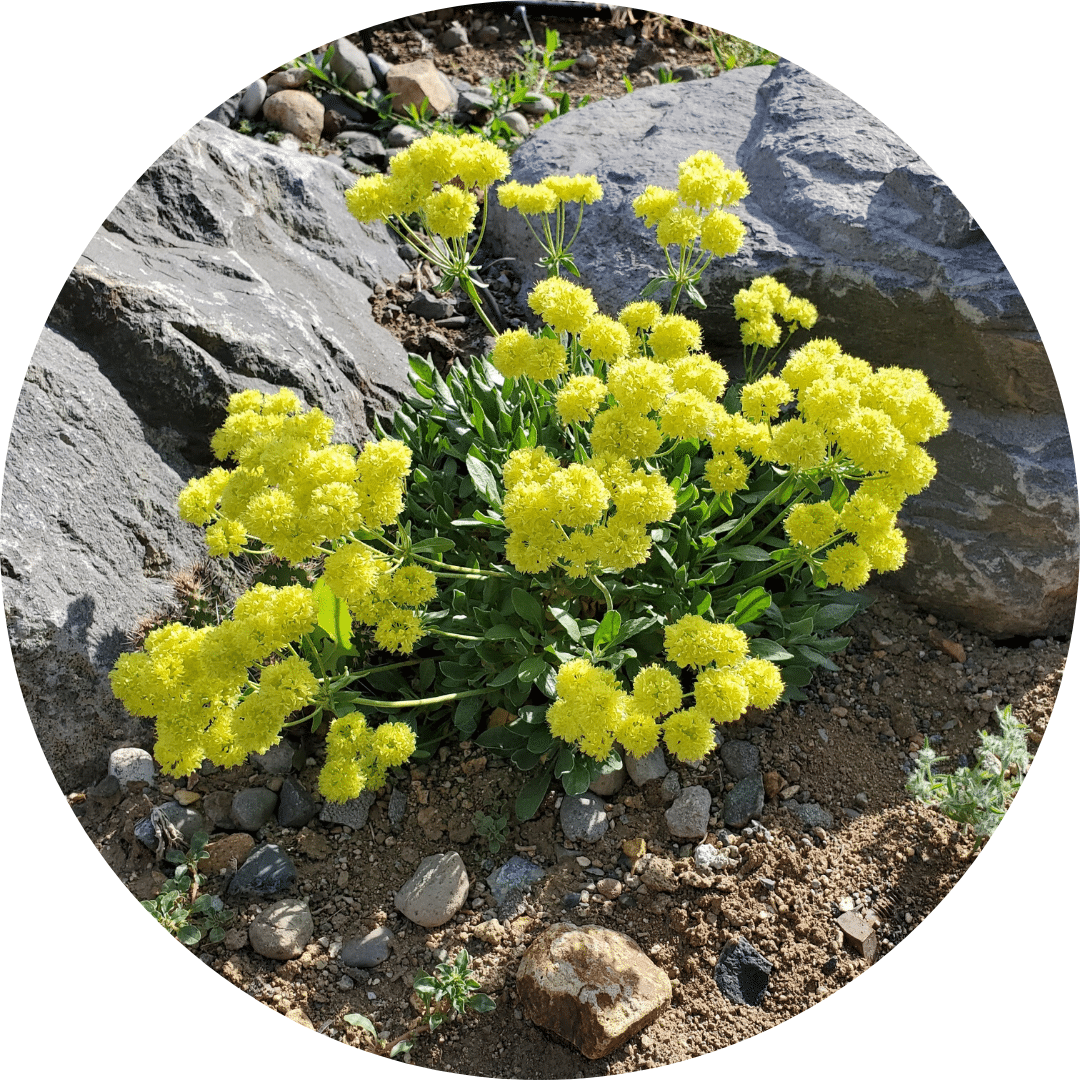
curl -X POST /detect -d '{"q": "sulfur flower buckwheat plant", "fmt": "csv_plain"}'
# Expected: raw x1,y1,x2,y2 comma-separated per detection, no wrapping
111,132,950,820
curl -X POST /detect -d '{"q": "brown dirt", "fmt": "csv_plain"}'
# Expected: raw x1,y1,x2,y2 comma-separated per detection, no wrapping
52,7,1073,1077
71,592,1065,1075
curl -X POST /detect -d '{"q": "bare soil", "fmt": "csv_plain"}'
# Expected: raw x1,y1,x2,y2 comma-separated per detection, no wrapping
65,8,1069,1078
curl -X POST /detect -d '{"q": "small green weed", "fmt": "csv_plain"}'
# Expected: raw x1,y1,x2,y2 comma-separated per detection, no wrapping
344,948,495,1058
141,830,234,946
472,801,510,853
906,705,1032,842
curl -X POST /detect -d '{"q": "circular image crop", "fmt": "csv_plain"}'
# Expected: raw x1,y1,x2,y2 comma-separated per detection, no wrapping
4,3,1075,1075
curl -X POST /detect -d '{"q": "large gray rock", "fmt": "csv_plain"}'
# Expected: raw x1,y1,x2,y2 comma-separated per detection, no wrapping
2,118,411,791
487,62,1076,637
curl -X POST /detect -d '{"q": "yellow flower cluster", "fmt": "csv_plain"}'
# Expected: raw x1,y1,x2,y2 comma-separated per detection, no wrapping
663,613,784,755
633,151,749,258
733,275,819,348
500,449,675,576
344,131,510,238
178,389,412,566
322,541,435,655
497,172,603,214
318,711,417,802
491,327,568,381
109,583,319,777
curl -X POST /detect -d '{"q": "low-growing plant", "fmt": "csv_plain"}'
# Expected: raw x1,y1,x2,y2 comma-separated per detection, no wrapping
906,704,1032,841
110,131,949,824
141,830,234,945
473,801,511,853
344,948,495,1057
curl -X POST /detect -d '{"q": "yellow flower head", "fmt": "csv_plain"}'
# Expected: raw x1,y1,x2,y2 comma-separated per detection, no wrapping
784,501,840,550
421,186,478,239
700,210,746,257
580,314,633,363
556,375,608,425
656,207,702,248
527,278,599,335
619,300,663,334
649,314,702,360
451,134,511,188
541,173,603,204
633,185,680,228
497,179,558,215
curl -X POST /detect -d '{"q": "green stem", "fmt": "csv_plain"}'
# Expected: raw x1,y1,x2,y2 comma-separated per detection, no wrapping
589,573,614,613
349,687,489,710
427,627,485,642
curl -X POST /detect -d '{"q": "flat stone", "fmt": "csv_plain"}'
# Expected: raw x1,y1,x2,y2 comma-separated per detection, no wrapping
559,793,609,843
665,785,711,839
320,789,375,829
386,59,456,116
394,852,469,927
517,923,672,1059
266,68,311,92
226,843,297,900
724,772,765,829
231,787,279,832
108,747,154,789
251,742,295,775
624,745,667,786
782,800,834,830
249,899,313,960
714,935,773,1005
720,740,760,780
276,778,317,829
486,856,545,918
198,832,255,876
408,290,458,320
341,926,394,968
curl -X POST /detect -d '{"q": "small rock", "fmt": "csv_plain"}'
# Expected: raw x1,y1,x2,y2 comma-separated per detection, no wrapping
226,843,297,900
174,789,200,806
693,843,735,871
639,855,679,893
763,770,784,799
249,899,314,960
277,778,317,829
518,93,556,116
284,1007,315,1029
475,25,501,45
574,51,598,73
588,759,627,797
262,90,325,144
854,792,869,809
231,787,279,832
498,110,531,137
870,628,894,649
596,878,623,899
487,855,545,918
386,59,456,116
621,837,646,862
517,923,672,1059
672,65,701,82
134,802,204,850
251,742,295,776
329,37,376,93
108,747,155,790
629,40,666,72
720,740,760,780
320,789,375,829
439,24,469,50
665,785,711,839
783,801,834,830
723,772,765,829
202,790,236,830
266,68,311,92
625,745,667,786
388,787,408,826
408,290,458,320
340,926,394,968
714,935,773,1005
198,832,255,875
779,784,800,800
395,852,470,927
560,793,608,843
836,910,878,960
473,918,508,945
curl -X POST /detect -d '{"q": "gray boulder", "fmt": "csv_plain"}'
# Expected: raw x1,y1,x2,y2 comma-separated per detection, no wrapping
487,61,1076,637
2,118,411,791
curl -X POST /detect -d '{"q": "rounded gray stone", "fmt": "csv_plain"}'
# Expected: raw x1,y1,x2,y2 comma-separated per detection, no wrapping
559,793,609,844
251,742,295,775
231,787,279,832
499,110,530,137
241,79,267,119
341,926,394,968
588,762,627,798
108,747,155,789
249,899,313,960
665,785,711,839
329,37,376,93
720,740,760,780
395,852,470,928
783,801,835,830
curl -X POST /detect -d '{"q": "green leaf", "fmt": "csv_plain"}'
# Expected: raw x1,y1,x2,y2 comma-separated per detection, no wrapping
516,767,553,820
476,725,528,752
749,638,794,661
594,609,622,651
409,354,434,384
177,924,202,946
562,756,592,795
511,747,541,770
511,587,544,628
466,454,502,508
311,577,353,649
486,622,525,641
517,654,548,684
344,1013,377,1038
549,606,581,643
813,600,864,630
730,587,772,626
412,537,455,555
727,545,772,562
414,974,437,994
468,993,497,1013
490,663,521,687
389,1040,414,1059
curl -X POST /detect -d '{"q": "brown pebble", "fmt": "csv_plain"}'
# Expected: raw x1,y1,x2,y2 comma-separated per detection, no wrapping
763,771,784,800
